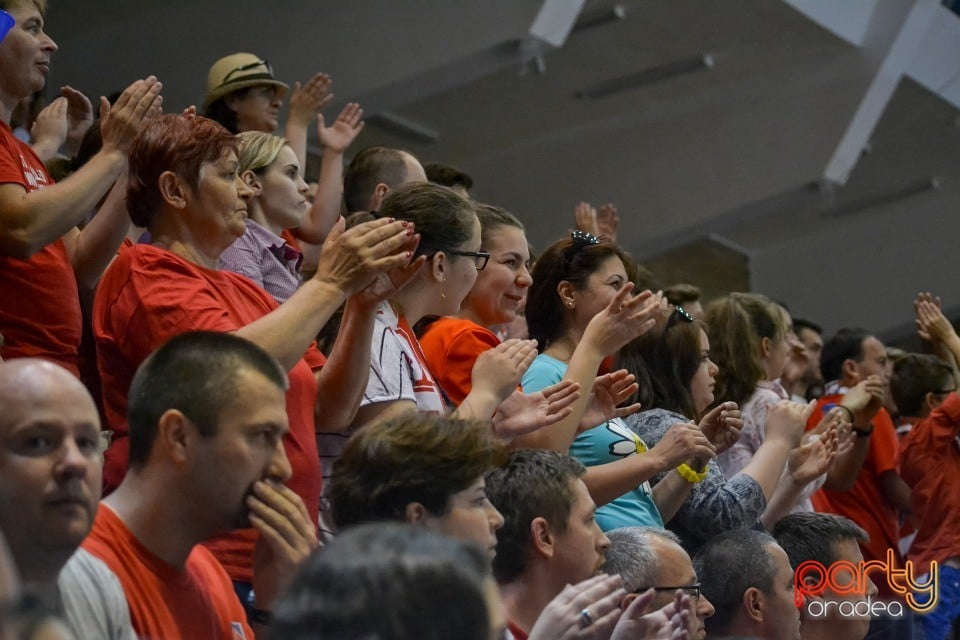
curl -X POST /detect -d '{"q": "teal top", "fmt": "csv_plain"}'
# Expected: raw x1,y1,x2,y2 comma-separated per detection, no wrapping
521,354,663,531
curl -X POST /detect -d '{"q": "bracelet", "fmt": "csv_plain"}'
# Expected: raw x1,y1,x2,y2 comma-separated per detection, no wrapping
676,463,708,484
853,425,874,438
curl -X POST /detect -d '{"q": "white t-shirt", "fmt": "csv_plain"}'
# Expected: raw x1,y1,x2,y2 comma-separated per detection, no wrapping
362,300,446,413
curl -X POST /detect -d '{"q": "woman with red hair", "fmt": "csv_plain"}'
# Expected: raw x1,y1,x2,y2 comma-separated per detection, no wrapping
93,113,416,599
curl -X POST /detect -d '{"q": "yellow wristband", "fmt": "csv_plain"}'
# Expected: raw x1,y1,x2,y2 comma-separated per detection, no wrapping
676,463,708,484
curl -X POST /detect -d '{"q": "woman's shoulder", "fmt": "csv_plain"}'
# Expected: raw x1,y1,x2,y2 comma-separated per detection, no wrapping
624,408,687,440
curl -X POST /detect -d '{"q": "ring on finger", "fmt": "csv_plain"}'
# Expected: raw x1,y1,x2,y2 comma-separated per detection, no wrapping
579,608,593,628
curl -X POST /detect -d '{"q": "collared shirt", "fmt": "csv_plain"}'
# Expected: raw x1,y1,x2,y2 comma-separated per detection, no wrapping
219,219,302,303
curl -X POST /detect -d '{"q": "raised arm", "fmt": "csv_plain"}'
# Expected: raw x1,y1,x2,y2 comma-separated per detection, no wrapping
915,291,960,386
283,72,332,174
236,217,415,370
294,103,364,243
0,77,161,258
514,286,662,451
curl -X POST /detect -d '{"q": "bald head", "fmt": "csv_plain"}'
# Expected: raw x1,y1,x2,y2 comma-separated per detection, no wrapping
0,359,101,585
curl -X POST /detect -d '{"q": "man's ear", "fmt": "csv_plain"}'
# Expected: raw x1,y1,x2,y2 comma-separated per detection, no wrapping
840,358,859,384
742,586,764,623
403,502,428,524
157,170,188,210
370,183,390,211
155,409,192,464
530,516,554,559
241,169,262,196
557,280,576,310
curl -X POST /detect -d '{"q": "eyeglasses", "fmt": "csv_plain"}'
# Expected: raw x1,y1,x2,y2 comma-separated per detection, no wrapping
443,248,491,270
633,583,701,600
220,59,273,86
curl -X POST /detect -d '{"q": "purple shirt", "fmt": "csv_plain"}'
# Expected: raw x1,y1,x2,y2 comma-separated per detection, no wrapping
219,220,301,303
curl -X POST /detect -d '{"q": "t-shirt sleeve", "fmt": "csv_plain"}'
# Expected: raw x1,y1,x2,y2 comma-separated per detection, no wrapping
521,357,563,393
363,322,415,405
926,392,960,443
434,325,501,406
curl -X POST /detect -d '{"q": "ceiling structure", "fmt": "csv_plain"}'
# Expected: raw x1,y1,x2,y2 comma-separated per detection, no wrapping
46,0,960,339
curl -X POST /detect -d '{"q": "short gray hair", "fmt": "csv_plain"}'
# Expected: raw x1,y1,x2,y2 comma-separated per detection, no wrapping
603,527,681,592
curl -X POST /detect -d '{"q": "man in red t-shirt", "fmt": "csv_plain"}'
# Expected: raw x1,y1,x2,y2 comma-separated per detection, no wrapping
805,328,913,639
0,0,161,374
83,332,317,639
895,296,960,640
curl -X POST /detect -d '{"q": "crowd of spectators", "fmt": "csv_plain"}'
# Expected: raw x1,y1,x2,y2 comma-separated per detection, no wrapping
1,2,959,639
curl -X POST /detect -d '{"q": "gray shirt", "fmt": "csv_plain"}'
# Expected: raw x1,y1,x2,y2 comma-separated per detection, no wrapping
58,548,136,640
624,408,768,553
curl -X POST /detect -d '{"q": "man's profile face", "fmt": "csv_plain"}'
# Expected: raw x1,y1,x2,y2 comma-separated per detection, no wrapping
550,478,610,586
763,543,803,640
0,361,101,566
804,538,875,640
189,368,291,531
649,536,715,640
853,337,888,385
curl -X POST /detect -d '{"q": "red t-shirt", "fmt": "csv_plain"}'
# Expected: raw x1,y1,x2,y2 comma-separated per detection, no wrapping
419,317,501,406
900,392,960,568
0,121,82,375
83,505,255,640
93,243,324,581
806,394,902,596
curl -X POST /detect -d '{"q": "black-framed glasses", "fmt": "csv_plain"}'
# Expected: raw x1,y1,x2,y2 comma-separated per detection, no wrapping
220,59,273,86
634,583,701,600
443,248,491,270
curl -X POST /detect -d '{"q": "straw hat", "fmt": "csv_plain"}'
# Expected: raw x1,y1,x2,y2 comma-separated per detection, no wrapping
203,52,289,109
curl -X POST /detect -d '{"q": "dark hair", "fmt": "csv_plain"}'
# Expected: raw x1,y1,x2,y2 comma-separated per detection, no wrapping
820,328,870,383
890,353,954,417
329,414,506,529
792,317,822,336
662,283,701,307
378,182,477,258
525,236,635,351
616,317,706,420
603,526,682,592
473,202,524,246
127,114,239,229
70,120,102,173
203,91,251,134
424,162,474,191
772,512,867,587
705,293,786,408
126,331,287,468
694,530,779,635
344,147,413,212
271,523,491,640
486,449,586,584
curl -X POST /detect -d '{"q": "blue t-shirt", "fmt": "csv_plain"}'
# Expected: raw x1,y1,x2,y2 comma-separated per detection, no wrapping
521,354,663,531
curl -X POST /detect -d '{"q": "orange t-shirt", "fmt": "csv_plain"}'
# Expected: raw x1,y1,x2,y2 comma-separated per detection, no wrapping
900,392,960,568
0,121,82,375
83,505,255,640
419,317,501,406
93,244,324,582
806,394,902,596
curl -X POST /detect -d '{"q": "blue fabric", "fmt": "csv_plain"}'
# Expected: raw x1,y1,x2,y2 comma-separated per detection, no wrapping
522,355,663,530
913,565,960,640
